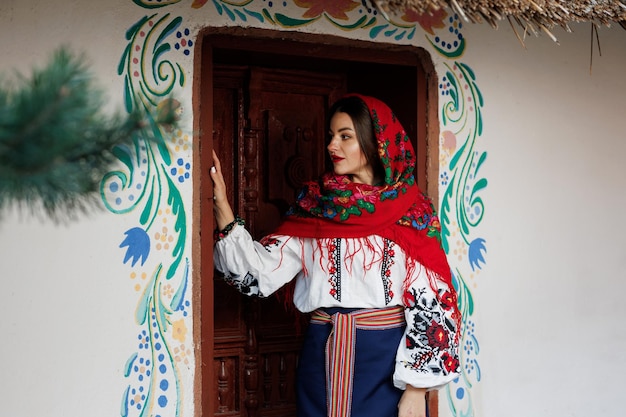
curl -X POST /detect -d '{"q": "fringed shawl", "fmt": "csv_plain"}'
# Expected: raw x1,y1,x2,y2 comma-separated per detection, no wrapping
271,94,460,324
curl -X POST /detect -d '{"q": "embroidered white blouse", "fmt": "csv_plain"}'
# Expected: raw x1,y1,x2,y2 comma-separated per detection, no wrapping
214,224,460,391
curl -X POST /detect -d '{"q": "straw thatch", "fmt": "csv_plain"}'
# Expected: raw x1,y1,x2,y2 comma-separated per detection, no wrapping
376,1,626,42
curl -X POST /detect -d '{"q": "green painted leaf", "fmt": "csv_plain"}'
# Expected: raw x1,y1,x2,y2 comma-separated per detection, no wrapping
139,177,155,225
262,8,275,24
234,9,247,21
212,0,223,15
123,353,138,378
440,178,455,253
163,169,187,279
125,15,150,40
135,266,160,324
459,62,475,81
471,178,487,196
177,63,185,87
449,134,467,171
157,287,171,331
362,16,377,29
244,8,264,23
369,24,388,38
407,26,416,40
118,43,132,76
170,260,189,311
154,15,180,49
458,201,470,235
153,43,171,64
274,13,315,27
123,75,133,113
112,145,134,174
333,15,367,30
394,31,406,41
223,5,236,21
475,83,484,107
475,151,487,172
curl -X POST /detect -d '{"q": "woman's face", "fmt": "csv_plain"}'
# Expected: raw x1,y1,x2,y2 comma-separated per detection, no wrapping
327,111,374,185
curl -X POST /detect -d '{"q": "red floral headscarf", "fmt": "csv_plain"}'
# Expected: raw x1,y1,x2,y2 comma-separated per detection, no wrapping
272,94,458,312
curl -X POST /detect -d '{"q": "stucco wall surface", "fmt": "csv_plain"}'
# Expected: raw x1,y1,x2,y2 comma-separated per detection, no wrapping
461,20,626,417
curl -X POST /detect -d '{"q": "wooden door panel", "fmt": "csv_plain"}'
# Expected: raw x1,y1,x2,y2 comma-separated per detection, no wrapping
247,68,344,238
212,76,247,416
213,65,346,417
203,33,438,417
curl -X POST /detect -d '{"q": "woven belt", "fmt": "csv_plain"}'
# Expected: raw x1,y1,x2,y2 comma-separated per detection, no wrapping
310,306,405,417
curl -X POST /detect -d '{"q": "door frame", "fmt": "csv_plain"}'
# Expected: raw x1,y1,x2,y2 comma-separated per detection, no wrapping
193,26,442,417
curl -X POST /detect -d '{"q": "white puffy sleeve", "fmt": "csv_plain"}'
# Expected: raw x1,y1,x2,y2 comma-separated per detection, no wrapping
213,225,302,297
393,266,461,391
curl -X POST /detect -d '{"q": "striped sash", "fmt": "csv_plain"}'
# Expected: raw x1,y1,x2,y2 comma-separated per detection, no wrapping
310,306,405,417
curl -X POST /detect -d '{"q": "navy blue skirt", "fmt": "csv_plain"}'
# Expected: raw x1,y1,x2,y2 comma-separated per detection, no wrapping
296,308,408,417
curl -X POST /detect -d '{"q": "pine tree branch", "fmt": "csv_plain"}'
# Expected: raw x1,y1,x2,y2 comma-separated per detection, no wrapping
0,47,178,222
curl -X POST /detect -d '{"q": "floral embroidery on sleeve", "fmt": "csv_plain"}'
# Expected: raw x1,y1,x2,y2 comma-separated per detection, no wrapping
260,236,282,253
218,270,260,296
400,287,460,375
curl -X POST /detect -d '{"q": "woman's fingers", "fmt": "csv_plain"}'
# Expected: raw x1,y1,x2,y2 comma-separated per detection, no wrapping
210,149,226,202
212,149,222,172
209,149,236,228
210,149,222,182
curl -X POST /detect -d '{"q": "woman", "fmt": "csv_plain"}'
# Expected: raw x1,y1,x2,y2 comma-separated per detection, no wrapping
210,94,461,417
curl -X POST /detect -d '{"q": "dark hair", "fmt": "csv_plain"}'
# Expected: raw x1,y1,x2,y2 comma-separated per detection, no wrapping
328,96,385,183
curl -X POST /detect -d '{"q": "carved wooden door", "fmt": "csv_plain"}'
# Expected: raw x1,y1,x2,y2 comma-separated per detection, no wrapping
211,65,346,417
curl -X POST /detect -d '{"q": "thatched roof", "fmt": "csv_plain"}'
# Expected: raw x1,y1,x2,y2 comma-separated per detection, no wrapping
377,1,626,42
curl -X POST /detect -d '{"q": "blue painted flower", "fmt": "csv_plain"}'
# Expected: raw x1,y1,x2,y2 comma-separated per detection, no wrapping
468,238,487,271
120,227,151,267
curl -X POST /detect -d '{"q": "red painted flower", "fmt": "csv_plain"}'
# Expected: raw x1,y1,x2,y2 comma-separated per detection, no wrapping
401,6,448,35
441,352,459,372
426,321,449,350
294,0,359,20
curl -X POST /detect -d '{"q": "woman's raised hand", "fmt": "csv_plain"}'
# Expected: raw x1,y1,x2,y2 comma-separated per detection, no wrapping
210,149,235,230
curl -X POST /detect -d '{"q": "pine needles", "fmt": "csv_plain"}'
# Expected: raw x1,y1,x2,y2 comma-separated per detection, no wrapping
0,47,177,222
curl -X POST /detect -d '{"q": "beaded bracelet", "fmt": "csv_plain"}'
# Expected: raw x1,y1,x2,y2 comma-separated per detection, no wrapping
214,216,245,241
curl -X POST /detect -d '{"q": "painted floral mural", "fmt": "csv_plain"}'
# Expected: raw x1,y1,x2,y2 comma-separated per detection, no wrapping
102,1,486,416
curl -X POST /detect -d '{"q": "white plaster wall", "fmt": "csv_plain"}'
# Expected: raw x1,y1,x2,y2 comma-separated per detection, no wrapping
0,1,194,417
1,1,625,417
463,22,626,417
